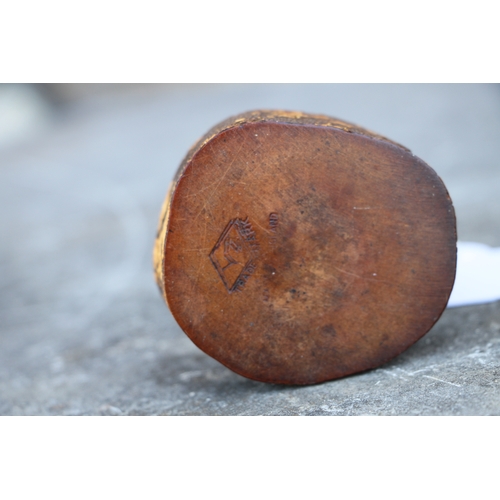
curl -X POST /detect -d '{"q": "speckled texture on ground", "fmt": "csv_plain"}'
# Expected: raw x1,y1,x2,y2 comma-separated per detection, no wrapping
1,84,499,415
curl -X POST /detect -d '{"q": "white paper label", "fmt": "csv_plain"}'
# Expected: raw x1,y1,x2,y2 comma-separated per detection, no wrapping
447,241,500,308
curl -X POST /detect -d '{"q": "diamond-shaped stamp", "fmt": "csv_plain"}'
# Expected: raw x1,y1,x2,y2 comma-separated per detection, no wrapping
209,217,260,293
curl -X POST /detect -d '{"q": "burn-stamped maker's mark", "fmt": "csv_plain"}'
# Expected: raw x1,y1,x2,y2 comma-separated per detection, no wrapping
209,217,260,293
269,212,279,246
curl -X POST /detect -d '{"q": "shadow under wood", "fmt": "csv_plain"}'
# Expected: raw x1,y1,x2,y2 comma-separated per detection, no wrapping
152,351,294,398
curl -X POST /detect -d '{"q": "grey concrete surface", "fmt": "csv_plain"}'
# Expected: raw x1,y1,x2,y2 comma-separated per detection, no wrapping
0,84,499,415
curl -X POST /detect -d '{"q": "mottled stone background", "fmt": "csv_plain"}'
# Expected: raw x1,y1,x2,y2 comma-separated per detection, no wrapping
1,83,499,415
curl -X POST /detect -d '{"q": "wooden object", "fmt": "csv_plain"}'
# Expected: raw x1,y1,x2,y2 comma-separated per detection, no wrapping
153,110,457,385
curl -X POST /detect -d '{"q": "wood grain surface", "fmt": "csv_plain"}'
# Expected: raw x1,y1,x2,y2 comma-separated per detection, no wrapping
154,110,457,385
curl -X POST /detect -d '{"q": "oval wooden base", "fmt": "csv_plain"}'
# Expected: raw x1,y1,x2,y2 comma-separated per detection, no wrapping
154,111,457,385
